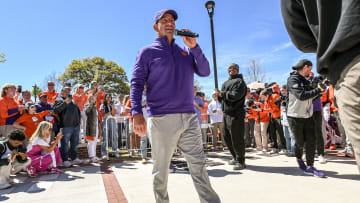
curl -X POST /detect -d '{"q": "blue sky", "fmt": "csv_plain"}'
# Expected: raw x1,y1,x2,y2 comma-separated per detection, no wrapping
0,0,316,98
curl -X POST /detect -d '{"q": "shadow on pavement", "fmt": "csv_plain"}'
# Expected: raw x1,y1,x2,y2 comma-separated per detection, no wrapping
246,165,360,180
207,169,242,177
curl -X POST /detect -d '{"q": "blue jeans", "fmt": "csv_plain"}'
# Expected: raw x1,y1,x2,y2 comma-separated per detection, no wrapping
140,135,148,158
60,125,80,161
283,125,295,154
101,117,118,156
117,122,126,148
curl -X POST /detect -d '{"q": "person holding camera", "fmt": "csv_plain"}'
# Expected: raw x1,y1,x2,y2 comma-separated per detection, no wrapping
53,86,82,167
249,90,273,153
26,121,63,177
0,130,30,189
216,63,247,170
286,59,325,177
0,84,25,140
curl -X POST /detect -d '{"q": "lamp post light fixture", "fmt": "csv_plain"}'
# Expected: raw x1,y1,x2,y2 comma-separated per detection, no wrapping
205,1,218,89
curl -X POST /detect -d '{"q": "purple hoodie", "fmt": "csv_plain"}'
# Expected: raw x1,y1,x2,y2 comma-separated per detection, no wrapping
131,36,210,116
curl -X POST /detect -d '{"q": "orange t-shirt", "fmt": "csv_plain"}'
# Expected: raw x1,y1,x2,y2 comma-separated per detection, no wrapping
125,99,133,122
268,93,281,118
73,93,88,111
201,100,209,121
0,96,20,125
15,111,49,138
248,101,272,123
39,90,59,104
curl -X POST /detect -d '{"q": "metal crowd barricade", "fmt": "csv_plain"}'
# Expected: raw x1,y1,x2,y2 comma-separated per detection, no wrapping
104,115,151,160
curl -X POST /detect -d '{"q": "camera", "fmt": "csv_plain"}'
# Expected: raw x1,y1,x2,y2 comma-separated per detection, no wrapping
17,85,22,93
311,76,329,89
252,104,261,110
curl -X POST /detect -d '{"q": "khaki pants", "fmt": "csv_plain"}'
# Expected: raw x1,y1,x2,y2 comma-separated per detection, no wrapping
254,122,269,150
0,125,16,140
211,122,223,148
148,113,220,203
335,60,360,173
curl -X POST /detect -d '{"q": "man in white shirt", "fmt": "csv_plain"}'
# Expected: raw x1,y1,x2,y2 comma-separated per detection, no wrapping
207,92,223,151
114,94,126,149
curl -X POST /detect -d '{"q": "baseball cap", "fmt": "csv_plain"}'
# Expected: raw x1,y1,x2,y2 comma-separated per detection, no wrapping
292,59,312,70
250,89,257,94
228,63,239,71
39,93,47,99
154,9,178,24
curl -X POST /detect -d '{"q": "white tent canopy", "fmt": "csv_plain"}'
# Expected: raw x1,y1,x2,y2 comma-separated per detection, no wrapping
247,81,265,90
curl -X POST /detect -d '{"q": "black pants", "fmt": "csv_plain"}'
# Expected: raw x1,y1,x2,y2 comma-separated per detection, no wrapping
223,113,245,164
269,117,286,149
313,111,324,156
287,116,316,166
244,118,255,147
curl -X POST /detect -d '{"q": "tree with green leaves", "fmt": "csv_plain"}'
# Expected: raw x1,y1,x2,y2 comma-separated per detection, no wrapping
0,53,6,63
31,85,42,102
59,57,130,95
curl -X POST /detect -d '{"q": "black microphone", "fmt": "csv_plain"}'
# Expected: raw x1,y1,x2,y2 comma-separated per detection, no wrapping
174,29,199,38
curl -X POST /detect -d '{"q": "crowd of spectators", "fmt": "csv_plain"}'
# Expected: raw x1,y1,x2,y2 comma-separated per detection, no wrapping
0,66,355,188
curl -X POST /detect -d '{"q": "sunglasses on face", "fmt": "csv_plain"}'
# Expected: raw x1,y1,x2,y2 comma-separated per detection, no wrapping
79,87,84,89
48,84,55,86
29,105,36,109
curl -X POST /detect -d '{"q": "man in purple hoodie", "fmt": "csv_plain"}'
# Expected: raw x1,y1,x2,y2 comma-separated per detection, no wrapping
131,9,220,203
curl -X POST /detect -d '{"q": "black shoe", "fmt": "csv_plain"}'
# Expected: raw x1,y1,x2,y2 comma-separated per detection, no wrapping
233,162,246,170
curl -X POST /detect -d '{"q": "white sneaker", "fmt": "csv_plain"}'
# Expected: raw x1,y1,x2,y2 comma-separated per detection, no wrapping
90,157,98,163
71,158,83,165
63,160,72,168
318,155,327,164
302,154,306,161
271,148,278,154
279,149,287,155
115,153,120,158
102,155,107,160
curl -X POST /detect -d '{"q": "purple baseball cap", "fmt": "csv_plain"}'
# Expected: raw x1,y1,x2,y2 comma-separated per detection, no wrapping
153,9,178,24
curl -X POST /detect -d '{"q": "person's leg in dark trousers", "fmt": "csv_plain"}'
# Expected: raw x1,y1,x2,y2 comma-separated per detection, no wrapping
249,118,256,147
313,111,324,156
304,117,316,166
274,118,287,150
70,125,80,161
60,127,72,161
222,115,236,159
268,118,278,149
287,117,306,161
244,121,251,147
223,114,245,164
117,122,124,149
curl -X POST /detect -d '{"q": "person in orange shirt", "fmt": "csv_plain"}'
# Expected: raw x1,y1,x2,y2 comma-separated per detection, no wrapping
87,81,104,122
39,81,59,104
268,84,287,154
13,102,51,142
73,84,88,143
249,89,273,153
0,84,25,138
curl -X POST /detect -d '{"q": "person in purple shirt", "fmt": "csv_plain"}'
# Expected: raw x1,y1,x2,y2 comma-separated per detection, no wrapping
36,94,58,134
130,9,220,203
193,87,204,124
310,74,327,164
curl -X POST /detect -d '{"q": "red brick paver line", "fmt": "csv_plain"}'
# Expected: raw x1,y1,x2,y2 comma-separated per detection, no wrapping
101,161,128,203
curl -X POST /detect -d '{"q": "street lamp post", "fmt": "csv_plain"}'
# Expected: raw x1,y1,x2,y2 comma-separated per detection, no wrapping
205,1,218,89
